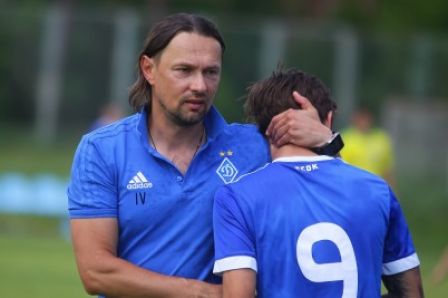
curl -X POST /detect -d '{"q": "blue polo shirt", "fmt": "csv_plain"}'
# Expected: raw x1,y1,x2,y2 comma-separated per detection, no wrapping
67,106,269,282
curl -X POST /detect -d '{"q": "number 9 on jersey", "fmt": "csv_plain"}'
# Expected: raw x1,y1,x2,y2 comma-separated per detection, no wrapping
296,222,358,298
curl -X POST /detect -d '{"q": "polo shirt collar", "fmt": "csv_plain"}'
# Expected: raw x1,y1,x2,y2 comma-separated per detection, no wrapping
203,106,228,141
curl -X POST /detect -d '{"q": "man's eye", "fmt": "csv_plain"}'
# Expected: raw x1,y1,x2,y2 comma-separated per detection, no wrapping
205,69,219,76
176,67,190,73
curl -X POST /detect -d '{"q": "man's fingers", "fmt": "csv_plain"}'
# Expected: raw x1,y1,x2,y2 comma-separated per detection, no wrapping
265,114,278,136
292,91,311,109
266,112,285,137
266,111,290,139
269,92,314,137
265,120,273,136
271,122,289,145
275,131,294,147
293,91,319,120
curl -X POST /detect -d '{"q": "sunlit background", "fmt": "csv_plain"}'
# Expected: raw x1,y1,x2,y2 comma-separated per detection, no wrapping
0,1,447,297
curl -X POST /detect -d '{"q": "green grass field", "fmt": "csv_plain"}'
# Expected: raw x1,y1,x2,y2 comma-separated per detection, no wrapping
0,131,447,297
0,132,88,297
0,217,447,297
0,232,88,298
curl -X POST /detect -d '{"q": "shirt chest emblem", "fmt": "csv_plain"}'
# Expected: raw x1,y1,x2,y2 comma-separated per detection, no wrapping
216,157,238,184
127,171,153,190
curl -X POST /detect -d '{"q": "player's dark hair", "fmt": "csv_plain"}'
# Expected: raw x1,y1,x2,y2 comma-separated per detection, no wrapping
128,13,226,111
245,68,337,135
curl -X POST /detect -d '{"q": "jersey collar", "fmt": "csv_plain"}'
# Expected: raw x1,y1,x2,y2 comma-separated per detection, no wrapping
272,155,335,163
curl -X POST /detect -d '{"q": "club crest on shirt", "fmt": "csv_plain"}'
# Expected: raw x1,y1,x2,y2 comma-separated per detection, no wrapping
216,157,238,184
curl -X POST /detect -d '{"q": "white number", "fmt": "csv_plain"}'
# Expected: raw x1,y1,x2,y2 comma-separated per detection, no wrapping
296,222,358,297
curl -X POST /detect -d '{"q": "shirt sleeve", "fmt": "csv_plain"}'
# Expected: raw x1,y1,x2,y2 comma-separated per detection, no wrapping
213,185,257,275
382,188,420,275
67,135,117,219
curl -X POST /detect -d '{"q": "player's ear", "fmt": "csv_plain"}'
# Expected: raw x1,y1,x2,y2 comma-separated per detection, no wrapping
140,55,156,85
324,111,333,130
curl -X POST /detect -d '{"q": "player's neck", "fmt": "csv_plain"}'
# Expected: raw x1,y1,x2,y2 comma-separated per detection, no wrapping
270,143,317,160
147,107,206,174
148,111,205,152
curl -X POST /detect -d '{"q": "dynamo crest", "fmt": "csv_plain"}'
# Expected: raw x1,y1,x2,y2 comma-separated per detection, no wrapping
216,157,239,184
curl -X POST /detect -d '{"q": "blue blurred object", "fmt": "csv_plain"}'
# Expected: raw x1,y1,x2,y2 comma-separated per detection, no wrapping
32,174,69,216
0,172,68,216
0,173,31,213
0,172,70,238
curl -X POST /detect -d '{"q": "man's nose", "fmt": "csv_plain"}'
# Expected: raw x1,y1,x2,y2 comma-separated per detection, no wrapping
190,73,207,92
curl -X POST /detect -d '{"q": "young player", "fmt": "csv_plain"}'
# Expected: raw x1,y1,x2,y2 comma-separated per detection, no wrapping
213,68,423,297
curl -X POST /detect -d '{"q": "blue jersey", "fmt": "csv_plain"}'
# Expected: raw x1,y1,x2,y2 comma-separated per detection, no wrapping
213,156,419,297
67,106,269,283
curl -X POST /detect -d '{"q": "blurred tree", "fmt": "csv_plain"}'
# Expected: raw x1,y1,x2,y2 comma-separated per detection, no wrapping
377,0,448,33
2,0,448,130
5,0,448,34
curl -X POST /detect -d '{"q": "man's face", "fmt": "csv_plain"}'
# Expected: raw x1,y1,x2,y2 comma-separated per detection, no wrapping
143,32,222,126
353,111,372,132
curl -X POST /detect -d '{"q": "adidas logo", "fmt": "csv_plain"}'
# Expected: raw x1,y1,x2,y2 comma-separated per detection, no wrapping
127,171,153,190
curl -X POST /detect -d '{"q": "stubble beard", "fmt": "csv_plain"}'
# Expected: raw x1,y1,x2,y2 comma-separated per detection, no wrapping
158,97,209,127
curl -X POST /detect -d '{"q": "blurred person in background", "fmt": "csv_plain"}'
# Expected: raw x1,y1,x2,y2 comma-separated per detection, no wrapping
213,68,423,298
67,13,340,297
432,247,448,285
341,106,395,186
88,102,125,132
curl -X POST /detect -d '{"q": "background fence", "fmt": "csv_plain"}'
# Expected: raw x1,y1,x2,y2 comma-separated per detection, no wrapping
1,4,447,178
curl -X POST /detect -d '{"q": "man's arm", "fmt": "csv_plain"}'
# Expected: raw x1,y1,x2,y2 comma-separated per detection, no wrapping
382,267,424,298
222,269,256,298
266,91,333,148
71,218,221,298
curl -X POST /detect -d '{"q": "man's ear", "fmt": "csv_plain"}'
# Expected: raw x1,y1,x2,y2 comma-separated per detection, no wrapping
140,55,156,85
324,110,333,130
